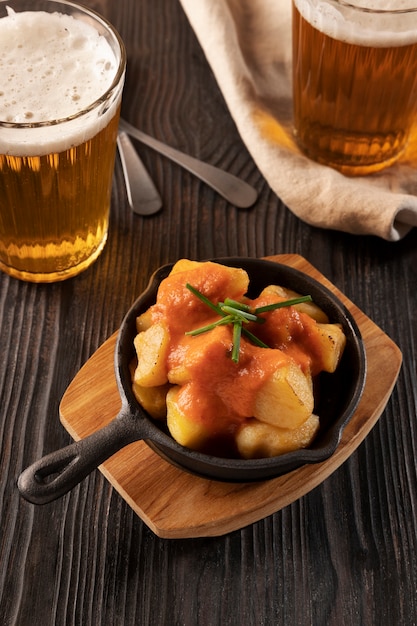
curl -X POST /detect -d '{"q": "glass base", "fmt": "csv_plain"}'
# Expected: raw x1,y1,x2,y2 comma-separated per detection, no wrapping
0,234,108,283
294,130,407,176
307,150,404,177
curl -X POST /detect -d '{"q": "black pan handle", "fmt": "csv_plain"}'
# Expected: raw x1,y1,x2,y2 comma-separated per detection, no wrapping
17,405,144,505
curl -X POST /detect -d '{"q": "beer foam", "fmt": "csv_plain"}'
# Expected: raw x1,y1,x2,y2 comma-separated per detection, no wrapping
0,8,124,156
294,0,417,47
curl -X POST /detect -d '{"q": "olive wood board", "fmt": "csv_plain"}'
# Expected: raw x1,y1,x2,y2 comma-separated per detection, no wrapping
60,254,402,539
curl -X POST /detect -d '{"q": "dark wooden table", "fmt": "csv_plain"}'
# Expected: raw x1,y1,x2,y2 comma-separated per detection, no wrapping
1,1,417,624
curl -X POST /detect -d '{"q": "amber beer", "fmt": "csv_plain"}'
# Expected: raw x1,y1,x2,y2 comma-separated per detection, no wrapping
292,0,417,175
0,1,126,282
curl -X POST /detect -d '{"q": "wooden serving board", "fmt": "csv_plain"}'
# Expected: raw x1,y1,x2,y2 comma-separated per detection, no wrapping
60,255,402,538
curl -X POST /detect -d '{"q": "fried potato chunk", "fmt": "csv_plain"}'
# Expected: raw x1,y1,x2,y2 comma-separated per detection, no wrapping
136,309,153,333
166,386,211,449
167,362,191,386
253,362,314,430
132,381,170,420
315,323,347,373
260,285,329,323
169,259,205,275
176,260,249,301
153,260,249,327
236,414,320,459
133,322,170,387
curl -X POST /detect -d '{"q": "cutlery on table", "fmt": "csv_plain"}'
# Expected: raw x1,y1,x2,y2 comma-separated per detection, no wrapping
117,131,163,216
119,118,258,209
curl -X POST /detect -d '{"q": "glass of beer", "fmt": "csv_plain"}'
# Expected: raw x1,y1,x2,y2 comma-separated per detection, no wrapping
292,0,417,176
0,0,126,282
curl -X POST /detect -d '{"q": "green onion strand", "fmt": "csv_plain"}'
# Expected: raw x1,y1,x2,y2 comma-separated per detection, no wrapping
185,283,224,315
222,298,251,312
232,321,242,363
241,327,269,349
254,295,312,314
185,315,234,337
220,305,259,322
185,284,312,363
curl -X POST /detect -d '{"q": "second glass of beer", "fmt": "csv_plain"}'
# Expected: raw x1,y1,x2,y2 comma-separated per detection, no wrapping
0,0,126,282
292,0,417,176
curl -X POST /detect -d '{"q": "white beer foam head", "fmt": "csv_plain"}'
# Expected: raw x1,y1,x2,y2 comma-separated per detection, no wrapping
294,0,417,47
0,8,124,156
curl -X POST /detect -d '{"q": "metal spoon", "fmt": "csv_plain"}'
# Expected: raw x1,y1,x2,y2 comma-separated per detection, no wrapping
119,118,258,209
117,131,162,216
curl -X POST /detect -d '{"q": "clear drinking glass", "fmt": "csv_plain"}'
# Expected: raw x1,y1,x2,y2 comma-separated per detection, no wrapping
292,0,417,176
0,0,126,282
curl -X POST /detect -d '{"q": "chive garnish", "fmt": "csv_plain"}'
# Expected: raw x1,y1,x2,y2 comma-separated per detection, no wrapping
185,283,224,315
220,305,259,323
223,298,251,312
241,327,269,349
232,320,242,363
184,315,234,337
185,284,312,362
254,295,312,314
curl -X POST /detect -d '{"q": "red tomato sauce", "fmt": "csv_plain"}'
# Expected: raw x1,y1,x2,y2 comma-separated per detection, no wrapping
250,295,328,376
168,325,293,432
143,264,332,449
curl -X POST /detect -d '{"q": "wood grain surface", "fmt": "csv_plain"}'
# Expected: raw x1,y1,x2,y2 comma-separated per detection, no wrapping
1,0,417,624
59,254,402,538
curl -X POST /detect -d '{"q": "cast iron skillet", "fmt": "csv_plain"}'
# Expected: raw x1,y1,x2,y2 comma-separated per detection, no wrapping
18,258,367,504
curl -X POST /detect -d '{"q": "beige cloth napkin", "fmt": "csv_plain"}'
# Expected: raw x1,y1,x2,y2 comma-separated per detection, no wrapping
179,0,417,241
